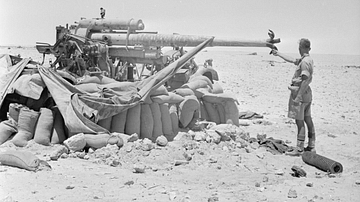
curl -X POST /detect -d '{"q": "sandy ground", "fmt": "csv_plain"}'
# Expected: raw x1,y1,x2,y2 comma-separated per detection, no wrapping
0,46,360,202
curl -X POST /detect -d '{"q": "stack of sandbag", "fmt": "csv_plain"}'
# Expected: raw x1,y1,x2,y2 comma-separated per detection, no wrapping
108,84,185,141
11,107,40,147
33,108,54,146
4,103,67,146
102,67,239,141
0,119,18,145
175,73,240,127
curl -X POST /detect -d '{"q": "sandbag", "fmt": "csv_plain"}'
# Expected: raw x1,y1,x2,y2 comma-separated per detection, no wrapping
97,116,112,131
75,83,100,93
12,108,40,147
199,100,209,121
78,74,117,85
192,66,219,81
159,103,173,135
110,109,127,133
0,120,17,145
216,103,226,124
140,104,153,139
150,102,163,140
8,103,26,122
167,80,185,90
63,133,86,152
0,150,40,171
34,108,54,146
142,94,153,104
180,80,208,91
203,101,220,124
187,109,200,130
51,107,67,144
202,93,237,104
212,81,224,94
151,92,185,104
149,85,169,96
193,87,212,99
178,95,200,128
173,88,195,97
125,104,141,135
84,133,123,149
169,104,179,135
224,100,240,126
189,75,213,88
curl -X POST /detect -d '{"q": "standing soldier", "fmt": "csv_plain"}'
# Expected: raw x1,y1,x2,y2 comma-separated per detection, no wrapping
272,38,316,156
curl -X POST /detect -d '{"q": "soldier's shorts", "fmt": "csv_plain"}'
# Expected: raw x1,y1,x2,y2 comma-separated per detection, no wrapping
288,97,311,120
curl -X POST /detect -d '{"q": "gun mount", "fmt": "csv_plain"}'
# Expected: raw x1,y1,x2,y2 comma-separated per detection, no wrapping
36,18,280,82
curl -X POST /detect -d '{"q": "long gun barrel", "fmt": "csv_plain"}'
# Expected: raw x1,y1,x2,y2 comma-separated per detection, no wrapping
89,33,279,49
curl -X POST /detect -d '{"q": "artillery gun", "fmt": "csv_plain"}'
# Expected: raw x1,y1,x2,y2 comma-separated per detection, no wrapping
36,17,280,84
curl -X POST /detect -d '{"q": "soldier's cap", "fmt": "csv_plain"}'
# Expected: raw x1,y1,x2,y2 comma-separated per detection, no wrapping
299,38,311,49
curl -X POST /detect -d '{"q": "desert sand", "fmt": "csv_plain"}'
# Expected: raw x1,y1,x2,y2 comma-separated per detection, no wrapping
0,46,360,202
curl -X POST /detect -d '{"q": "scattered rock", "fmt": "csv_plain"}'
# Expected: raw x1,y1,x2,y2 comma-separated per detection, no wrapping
76,151,86,159
245,147,254,153
140,138,155,151
275,169,284,175
236,139,248,148
208,196,219,202
194,131,206,141
125,145,132,152
291,165,307,177
174,160,189,166
133,164,145,173
355,180,360,185
238,120,250,126
328,173,336,178
60,153,68,159
327,133,337,138
253,119,272,125
109,159,121,167
256,133,267,142
128,133,139,142
250,142,259,150
222,146,229,152
287,189,297,198
205,130,221,144
168,191,177,200
156,135,168,146
66,185,75,189
50,145,69,161
63,133,86,152
173,132,193,141
183,152,192,161
306,182,313,187
257,187,265,192
255,182,261,187
124,180,134,186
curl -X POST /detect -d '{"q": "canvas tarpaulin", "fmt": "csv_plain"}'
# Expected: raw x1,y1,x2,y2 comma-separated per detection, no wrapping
0,55,31,107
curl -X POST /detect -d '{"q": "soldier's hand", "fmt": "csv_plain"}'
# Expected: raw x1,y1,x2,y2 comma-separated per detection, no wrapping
271,49,278,56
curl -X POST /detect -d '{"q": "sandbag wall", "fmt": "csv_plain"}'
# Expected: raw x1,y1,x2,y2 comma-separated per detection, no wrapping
104,85,184,141
106,71,240,141
0,103,67,146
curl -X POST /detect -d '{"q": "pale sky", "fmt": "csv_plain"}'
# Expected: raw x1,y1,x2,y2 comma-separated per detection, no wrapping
1,0,359,55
